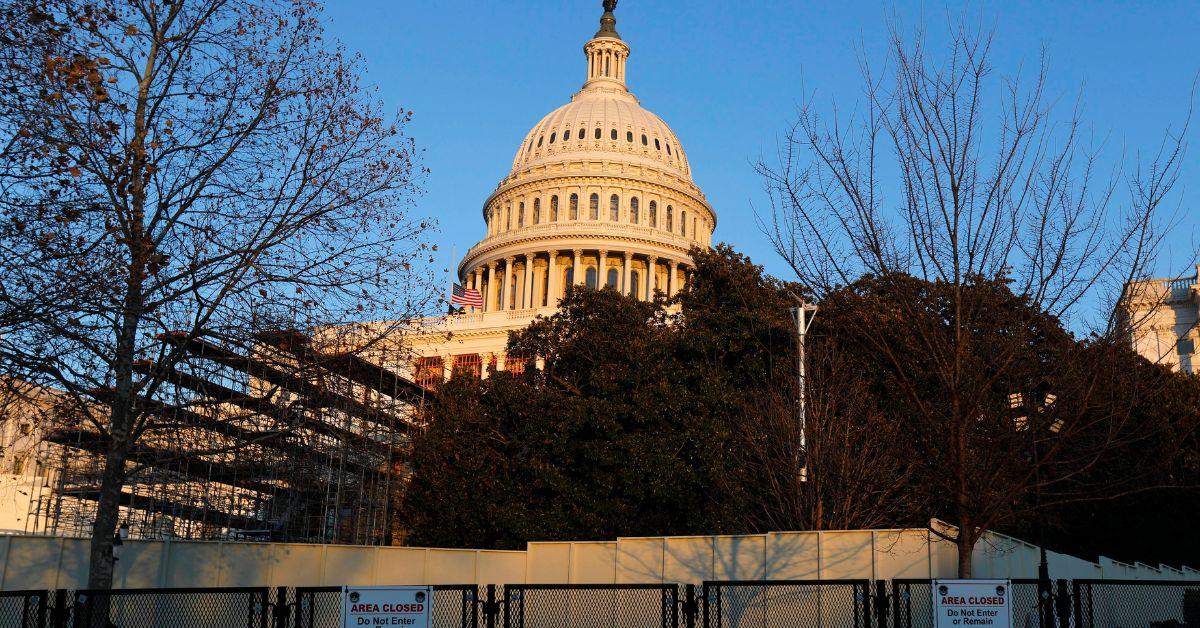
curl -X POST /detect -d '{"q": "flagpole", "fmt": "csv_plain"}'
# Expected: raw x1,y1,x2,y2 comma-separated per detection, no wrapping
446,244,457,315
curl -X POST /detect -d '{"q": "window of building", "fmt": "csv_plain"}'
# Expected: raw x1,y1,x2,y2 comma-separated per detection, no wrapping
1179,338,1196,355
610,194,619,221
681,210,687,236
505,354,529,374
627,131,634,142
505,205,511,230
607,268,619,288
630,197,639,224
693,216,698,240
649,201,657,227
611,128,618,140
594,127,602,140
641,134,648,146
667,206,674,232
509,274,518,309
570,193,579,220
549,132,556,144
452,354,482,379
654,138,661,150
414,356,444,390
589,193,599,220
551,195,559,221
533,198,541,224
518,202,525,227
666,143,672,155
564,129,571,141
564,267,574,287
630,270,640,297
537,136,543,148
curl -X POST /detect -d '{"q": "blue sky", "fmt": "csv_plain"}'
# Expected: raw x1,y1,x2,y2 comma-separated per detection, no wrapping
320,1,1199,289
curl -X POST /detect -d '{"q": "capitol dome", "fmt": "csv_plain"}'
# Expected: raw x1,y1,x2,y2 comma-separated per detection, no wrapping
457,2,714,314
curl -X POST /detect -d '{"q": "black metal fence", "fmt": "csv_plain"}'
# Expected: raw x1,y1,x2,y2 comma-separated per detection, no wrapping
2,579,1197,628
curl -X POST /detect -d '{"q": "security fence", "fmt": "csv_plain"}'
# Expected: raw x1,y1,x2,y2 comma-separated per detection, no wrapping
1,579,1197,628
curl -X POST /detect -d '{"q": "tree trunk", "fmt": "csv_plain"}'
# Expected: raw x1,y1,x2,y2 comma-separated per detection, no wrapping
86,444,127,589
956,523,974,578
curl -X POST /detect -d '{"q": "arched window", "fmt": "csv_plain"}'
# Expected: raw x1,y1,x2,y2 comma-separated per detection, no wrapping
649,201,658,228
570,194,579,220
594,127,601,140
505,205,512,230
585,267,597,289
549,132,556,144
537,136,543,148
627,131,633,142
641,134,648,146
630,197,639,224
693,216,698,241
564,129,571,141
509,274,518,309
610,128,618,140
681,210,687,236
609,194,619,221
667,206,674,232
517,202,525,227
654,138,661,150
606,268,619,288
564,267,574,287
551,195,559,222
533,198,541,224
666,143,672,155
589,193,599,220
630,270,641,297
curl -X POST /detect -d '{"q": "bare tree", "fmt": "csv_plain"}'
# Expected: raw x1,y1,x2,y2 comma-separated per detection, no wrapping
738,346,926,533
757,22,1191,576
0,0,435,588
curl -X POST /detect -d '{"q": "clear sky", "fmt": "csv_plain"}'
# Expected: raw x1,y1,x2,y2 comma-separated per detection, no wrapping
320,0,1199,289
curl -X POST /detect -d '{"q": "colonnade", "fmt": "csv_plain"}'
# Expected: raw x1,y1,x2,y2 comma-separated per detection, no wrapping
462,249,689,312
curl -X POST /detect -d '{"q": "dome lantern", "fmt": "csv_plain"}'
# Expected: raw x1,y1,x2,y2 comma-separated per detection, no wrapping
583,1,629,93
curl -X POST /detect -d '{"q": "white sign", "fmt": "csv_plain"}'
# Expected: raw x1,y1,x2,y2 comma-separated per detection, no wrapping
341,586,432,628
932,579,1012,628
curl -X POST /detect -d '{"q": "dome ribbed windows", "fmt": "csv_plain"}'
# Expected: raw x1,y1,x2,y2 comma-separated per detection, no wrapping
609,195,619,221
630,197,639,224
610,128,618,140
589,193,599,220
550,195,559,221
569,194,579,220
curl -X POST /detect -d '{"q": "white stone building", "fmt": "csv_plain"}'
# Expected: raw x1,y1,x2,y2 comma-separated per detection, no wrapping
400,3,715,384
1121,265,1200,373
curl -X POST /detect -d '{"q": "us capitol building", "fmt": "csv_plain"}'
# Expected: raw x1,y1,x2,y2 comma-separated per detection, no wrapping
399,2,715,385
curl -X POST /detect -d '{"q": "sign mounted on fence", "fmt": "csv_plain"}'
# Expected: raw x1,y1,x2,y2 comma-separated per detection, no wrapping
341,586,433,628
932,579,1012,627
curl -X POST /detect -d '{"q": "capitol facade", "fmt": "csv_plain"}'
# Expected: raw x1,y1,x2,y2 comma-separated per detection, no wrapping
402,3,715,384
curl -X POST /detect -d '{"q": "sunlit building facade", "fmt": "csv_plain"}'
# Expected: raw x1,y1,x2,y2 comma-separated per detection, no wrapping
401,4,716,381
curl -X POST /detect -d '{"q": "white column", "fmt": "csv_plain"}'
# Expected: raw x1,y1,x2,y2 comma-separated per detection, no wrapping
668,260,679,297
645,256,657,300
503,256,515,310
547,250,559,306
598,250,608,288
523,253,535,308
573,249,584,285
486,262,497,312
623,252,632,296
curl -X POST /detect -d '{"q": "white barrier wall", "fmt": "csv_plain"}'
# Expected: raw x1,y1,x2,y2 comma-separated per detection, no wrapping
0,526,1192,590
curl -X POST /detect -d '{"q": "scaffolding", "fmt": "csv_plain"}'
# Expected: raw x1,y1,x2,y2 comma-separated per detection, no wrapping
21,329,428,545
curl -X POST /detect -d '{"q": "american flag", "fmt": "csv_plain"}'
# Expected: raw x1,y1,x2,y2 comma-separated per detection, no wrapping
450,283,483,308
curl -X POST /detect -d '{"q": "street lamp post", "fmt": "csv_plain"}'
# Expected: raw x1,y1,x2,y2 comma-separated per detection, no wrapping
1012,392,1059,626
789,293,818,482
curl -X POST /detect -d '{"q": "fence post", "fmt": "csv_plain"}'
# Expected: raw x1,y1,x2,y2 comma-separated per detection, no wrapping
271,586,290,628
681,584,697,628
874,580,889,628
49,589,68,628
1054,580,1071,628
483,584,498,628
